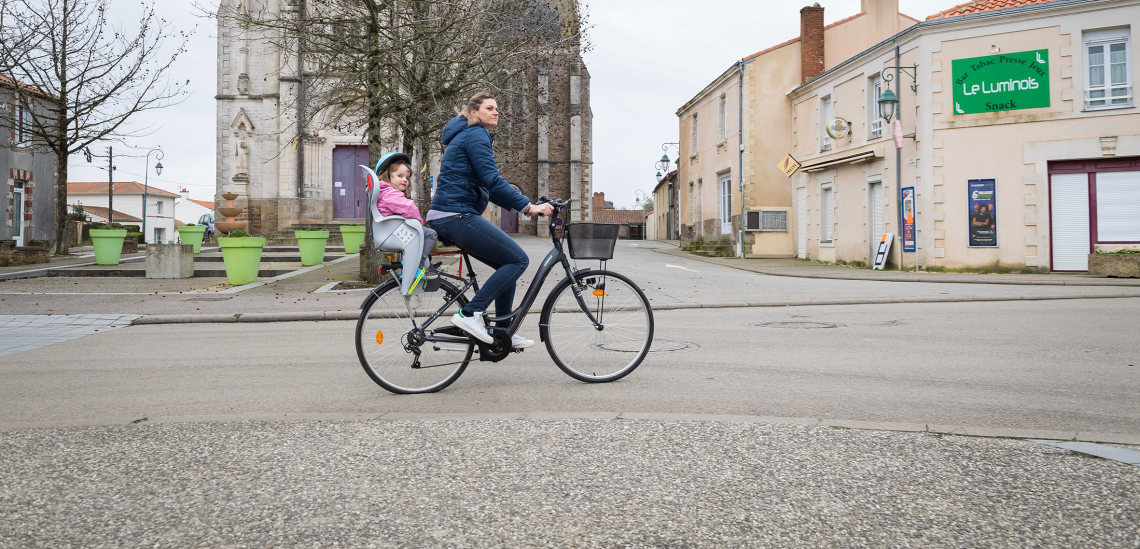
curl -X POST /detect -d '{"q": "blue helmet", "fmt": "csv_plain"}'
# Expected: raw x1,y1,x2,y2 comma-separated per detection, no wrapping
375,152,412,176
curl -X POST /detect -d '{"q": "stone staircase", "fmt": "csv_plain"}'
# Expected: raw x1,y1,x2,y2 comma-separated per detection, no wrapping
264,223,358,246
682,236,734,257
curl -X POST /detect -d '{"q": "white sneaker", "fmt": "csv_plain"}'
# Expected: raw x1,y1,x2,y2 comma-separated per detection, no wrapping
511,334,535,349
451,311,493,344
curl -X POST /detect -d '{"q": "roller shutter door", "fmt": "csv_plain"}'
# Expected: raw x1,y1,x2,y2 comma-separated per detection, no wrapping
1095,171,1140,242
1051,173,1090,271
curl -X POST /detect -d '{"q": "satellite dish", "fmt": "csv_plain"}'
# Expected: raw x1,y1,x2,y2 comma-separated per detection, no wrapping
826,117,851,140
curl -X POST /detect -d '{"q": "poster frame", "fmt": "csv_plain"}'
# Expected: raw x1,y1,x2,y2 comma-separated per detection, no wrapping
967,178,999,248
901,186,916,252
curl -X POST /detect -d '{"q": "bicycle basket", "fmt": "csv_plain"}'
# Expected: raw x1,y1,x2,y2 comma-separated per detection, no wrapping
566,223,620,260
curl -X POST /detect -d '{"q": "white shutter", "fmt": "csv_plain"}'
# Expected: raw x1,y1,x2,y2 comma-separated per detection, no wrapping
871,183,884,236
1051,173,1090,271
797,187,808,258
1095,171,1140,241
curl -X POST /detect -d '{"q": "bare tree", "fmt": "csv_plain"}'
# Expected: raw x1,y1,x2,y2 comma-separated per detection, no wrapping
0,0,191,255
216,0,587,211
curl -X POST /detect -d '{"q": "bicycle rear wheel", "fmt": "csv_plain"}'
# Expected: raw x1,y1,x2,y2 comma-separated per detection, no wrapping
355,278,473,394
539,270,654,383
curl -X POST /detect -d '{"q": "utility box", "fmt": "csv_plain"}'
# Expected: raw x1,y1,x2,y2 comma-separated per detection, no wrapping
146,243,194,279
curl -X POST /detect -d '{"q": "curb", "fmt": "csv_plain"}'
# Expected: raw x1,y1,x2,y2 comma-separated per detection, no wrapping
130,293,1140,325
653,247,1140,287
2,411,1136,445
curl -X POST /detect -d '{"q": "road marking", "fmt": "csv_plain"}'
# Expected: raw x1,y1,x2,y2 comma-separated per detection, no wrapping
313,281,371,294
666,264,696,272
218,254,359,294
1028,439,1140,467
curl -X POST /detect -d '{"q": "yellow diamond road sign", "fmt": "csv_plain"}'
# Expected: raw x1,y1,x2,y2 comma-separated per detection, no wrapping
777,154,801,177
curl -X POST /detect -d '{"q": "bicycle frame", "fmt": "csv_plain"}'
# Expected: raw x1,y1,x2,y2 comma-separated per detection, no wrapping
360,199,604,349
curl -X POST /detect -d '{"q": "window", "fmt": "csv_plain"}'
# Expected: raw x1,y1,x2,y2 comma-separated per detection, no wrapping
15,100,31,147
820,96,833,151
870,75,884,139
154,201,163,215
821,186,834,242
1085,28,1132,109
690,114,698,154
745,210,788,232
718,95,727,141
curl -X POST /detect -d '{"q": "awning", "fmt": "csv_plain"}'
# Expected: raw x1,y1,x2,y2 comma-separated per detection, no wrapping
800,150,880,173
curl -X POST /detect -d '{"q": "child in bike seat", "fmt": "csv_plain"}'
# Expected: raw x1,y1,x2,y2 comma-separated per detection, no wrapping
375,154,438,271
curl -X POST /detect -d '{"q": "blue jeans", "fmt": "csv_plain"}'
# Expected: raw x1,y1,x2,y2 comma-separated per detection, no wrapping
430,213,528,325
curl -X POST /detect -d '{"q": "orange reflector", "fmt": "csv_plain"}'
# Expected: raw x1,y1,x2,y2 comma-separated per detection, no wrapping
593,289,606,297
375,330,384,346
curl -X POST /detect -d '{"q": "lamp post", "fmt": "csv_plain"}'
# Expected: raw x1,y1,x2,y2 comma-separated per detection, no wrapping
878,57,918,270
657,143,679,240
143,148,163,243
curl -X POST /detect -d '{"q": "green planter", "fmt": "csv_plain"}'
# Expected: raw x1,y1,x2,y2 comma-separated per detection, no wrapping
176,225,207,254
90,229,128,265
218,236,266,285
340,225,366,254
295,230,330,266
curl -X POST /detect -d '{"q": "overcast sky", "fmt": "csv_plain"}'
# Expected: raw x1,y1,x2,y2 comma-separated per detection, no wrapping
66,0,955,208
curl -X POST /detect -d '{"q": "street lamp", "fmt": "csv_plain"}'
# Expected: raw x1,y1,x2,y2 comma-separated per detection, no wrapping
143,148,163,243
877,86,898,124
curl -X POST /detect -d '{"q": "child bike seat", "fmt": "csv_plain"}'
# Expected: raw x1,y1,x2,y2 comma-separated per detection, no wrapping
361,164,426,296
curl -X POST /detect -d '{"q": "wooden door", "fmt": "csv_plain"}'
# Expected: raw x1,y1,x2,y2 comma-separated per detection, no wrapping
332,145,369,220
501,208,518,233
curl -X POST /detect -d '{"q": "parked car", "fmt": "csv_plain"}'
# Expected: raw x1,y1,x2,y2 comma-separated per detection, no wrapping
198,213,215,239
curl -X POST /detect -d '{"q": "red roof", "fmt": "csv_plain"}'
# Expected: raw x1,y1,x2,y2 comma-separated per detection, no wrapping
926,0,1059,20
71,205,143,222
186,198,215,210
68,181,180,197
0,74,54,98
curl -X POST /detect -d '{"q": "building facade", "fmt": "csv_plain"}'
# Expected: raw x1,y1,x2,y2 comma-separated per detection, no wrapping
651,169,679,240
68,182,179,243
1,78,58,247
215,0,592,237
789,0,1140,271
676,0,918,256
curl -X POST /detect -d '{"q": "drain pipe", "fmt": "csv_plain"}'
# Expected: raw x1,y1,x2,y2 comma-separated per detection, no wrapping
738,60,745,259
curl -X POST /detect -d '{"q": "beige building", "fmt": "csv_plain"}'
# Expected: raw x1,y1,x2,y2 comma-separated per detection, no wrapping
789,0,1140,271
676,0,917,256
650,169,678,240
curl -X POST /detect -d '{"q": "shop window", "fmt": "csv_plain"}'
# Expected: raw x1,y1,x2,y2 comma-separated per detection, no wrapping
1085,28,1132,110
820,96,833,152
821,185,834,242
869,75,883,139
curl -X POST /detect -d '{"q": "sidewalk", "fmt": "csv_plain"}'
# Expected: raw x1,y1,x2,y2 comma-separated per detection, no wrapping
654,246,1140,287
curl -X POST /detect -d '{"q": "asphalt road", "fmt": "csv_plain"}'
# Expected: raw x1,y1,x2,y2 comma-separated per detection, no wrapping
3,297,1137,435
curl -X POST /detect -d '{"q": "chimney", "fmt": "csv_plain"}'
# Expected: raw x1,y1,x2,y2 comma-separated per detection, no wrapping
800,3,825,83
179,187,190,201
593,192,605,211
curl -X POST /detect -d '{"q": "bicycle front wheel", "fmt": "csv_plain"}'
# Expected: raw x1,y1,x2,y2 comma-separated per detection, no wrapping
539,270,654,383
355,278,473,394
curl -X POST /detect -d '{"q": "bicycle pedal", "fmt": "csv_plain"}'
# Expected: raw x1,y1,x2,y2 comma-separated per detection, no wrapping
512,348,525,354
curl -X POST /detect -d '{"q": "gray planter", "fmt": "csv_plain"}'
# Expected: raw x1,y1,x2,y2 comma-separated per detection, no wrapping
1088,253,1140,278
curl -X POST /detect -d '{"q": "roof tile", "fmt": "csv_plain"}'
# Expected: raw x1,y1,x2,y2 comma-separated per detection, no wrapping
926,0,1059,20
67,181,180,197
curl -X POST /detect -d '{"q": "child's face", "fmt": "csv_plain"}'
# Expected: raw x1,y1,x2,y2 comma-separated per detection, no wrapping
389,165,411,191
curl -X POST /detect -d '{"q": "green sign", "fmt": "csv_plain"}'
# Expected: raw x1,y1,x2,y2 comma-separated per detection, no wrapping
952,49,1050,115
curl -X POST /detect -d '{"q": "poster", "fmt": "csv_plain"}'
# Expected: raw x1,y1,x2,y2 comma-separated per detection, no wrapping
873,233,894,270
968,179,998,247
952,49,1050,115
902,186,916,252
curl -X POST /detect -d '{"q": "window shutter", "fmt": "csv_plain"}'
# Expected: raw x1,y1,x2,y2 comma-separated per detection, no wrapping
1096,171,1140,241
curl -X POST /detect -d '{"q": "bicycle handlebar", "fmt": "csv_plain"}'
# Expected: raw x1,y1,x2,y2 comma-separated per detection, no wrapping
530,197,571,216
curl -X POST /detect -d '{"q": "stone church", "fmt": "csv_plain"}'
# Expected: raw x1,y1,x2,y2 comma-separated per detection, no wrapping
214,0,593,237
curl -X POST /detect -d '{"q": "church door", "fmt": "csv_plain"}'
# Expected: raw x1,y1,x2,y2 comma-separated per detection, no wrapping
333,145,370,220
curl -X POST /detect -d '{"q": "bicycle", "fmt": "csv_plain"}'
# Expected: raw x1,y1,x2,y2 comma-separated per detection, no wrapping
354,198,655,394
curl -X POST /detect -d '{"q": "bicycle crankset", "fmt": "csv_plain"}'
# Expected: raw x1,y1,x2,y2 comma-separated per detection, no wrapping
477,327,514,363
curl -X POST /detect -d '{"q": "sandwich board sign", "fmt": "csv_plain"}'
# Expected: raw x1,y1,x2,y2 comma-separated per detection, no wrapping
873,233,894,270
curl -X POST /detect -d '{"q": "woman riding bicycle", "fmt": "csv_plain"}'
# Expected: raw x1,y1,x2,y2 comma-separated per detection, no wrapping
428,92,554,348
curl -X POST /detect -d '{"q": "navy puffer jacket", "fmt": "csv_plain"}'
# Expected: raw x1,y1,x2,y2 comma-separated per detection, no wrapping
431,116,531,216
